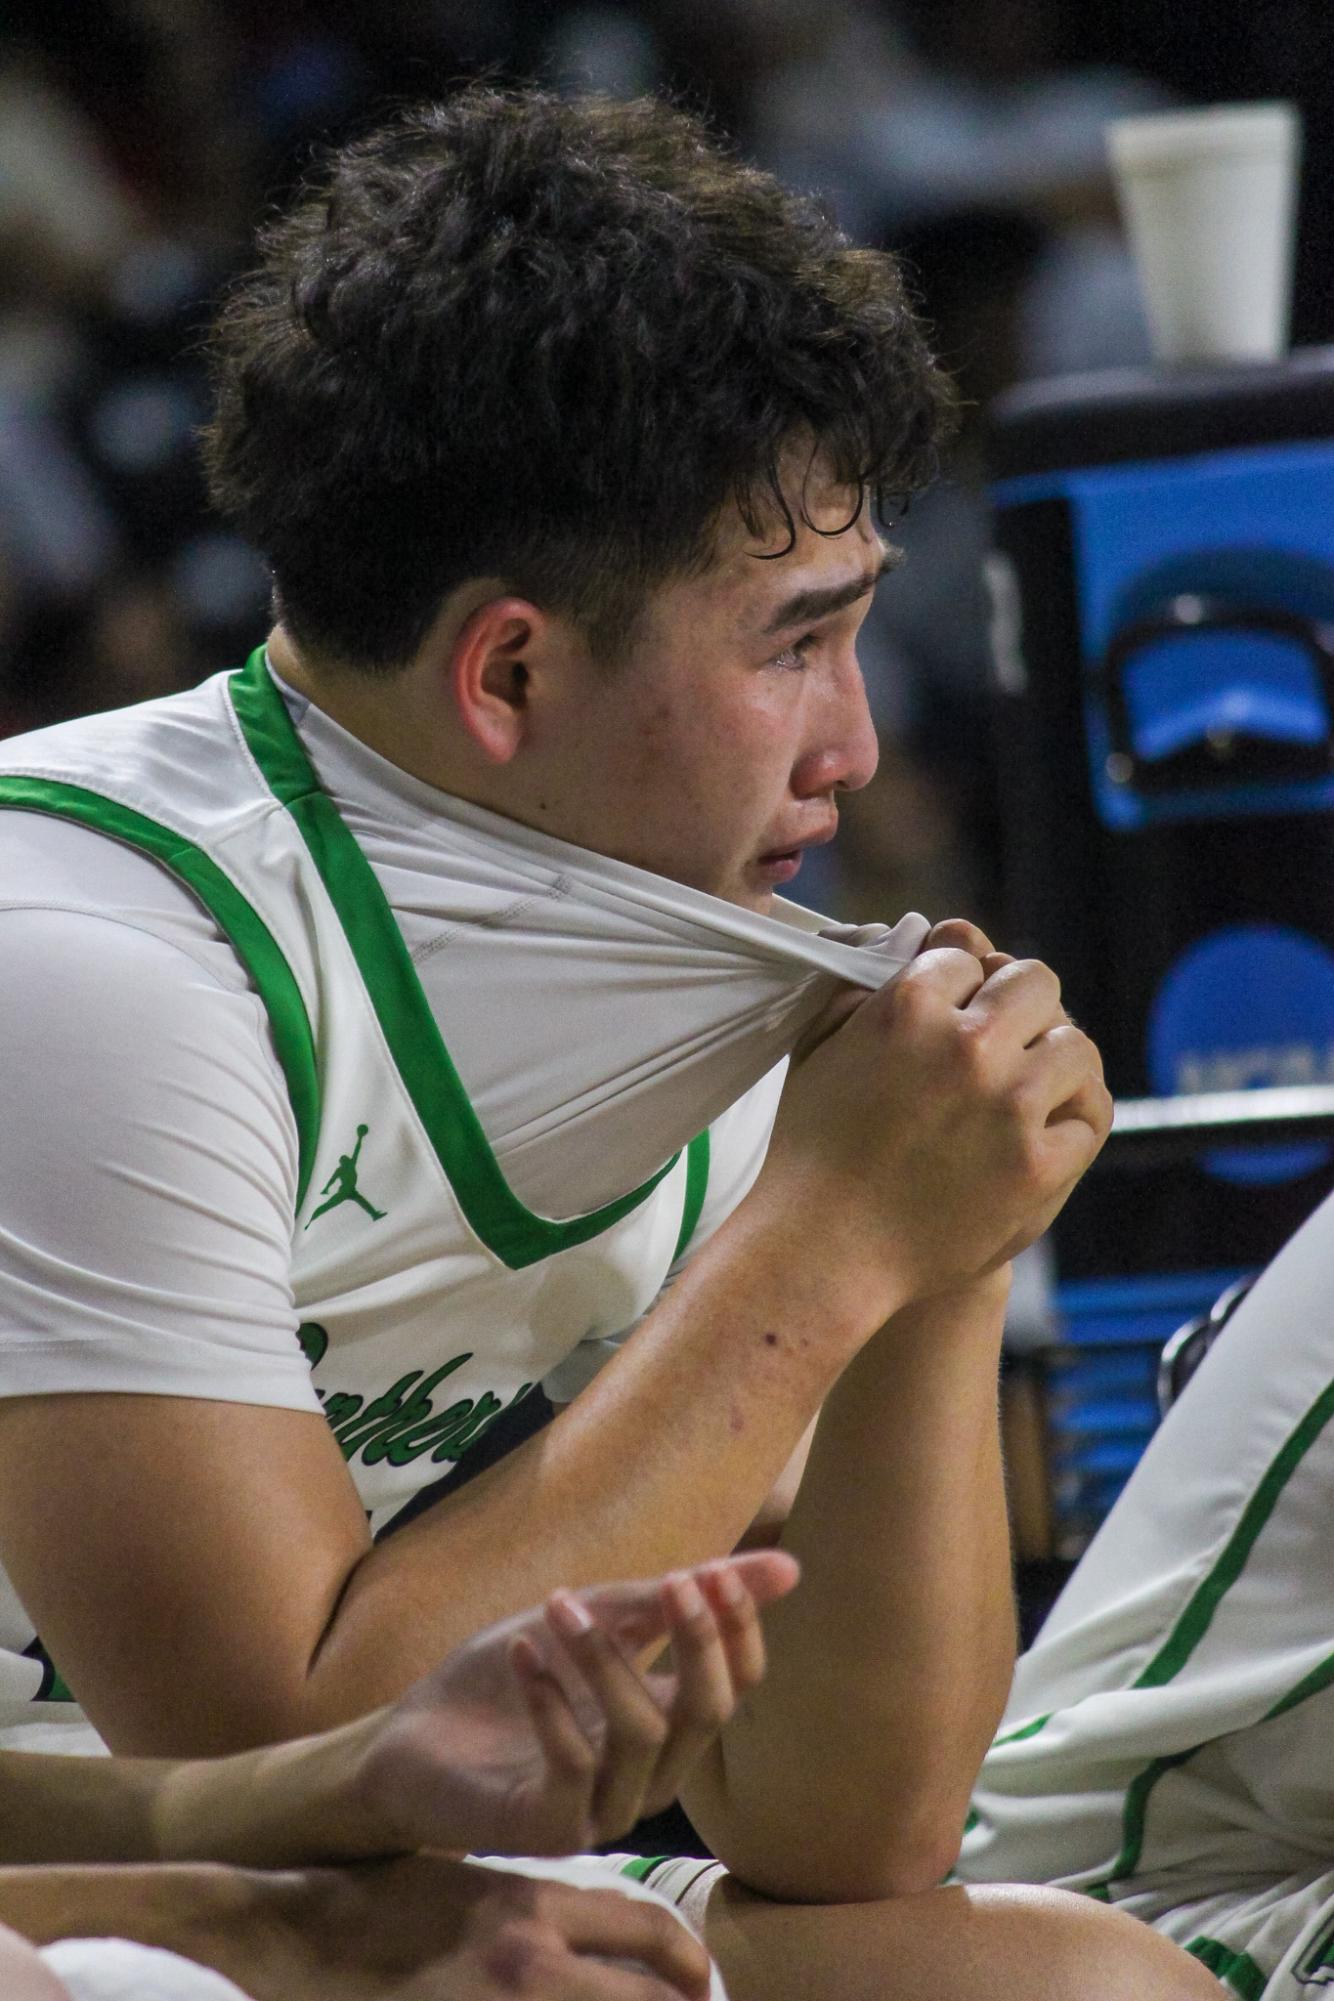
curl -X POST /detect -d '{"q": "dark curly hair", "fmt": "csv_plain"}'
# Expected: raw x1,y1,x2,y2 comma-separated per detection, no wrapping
203,86,955,670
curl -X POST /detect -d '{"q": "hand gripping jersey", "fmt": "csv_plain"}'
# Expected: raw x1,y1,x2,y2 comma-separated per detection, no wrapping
0,648,925,1738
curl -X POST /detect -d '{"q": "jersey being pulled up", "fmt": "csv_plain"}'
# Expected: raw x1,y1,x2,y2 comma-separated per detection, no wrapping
0,648,926,1740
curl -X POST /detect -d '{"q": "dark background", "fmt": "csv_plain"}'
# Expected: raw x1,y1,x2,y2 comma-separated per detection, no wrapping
2,0,1328,925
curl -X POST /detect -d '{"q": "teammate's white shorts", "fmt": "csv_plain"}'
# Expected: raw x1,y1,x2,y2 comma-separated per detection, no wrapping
956,1185,1334,1996
1113,1866,1334,1997
38,1939,251,2000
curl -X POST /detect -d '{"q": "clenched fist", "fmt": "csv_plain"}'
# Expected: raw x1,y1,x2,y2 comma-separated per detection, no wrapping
755,919,1110,1327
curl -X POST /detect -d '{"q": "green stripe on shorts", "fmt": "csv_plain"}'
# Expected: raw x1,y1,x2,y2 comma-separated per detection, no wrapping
619,1855,673,1884
1186,1934,1267,1999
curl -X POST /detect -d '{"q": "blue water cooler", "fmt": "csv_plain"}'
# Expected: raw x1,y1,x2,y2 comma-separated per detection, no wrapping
987,351,1334,1547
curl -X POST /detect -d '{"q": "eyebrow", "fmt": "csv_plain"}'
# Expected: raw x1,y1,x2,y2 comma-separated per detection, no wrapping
760,547,899,636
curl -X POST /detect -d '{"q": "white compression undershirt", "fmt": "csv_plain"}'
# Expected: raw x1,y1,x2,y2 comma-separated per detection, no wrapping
0,812,309,1407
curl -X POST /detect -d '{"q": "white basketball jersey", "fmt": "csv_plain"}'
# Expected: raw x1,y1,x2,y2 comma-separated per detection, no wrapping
0,649,925,1734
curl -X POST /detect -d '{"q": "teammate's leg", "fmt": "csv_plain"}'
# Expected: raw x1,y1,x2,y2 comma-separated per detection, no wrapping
704,1879,1225,2001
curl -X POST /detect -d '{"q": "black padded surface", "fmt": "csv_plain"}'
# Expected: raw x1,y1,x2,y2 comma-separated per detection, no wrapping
988,347,1334,480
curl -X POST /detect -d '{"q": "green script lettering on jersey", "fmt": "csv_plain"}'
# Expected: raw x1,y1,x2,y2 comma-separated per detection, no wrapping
295,1328,530,1470
332,1365,467,1458
386,1389,506,1467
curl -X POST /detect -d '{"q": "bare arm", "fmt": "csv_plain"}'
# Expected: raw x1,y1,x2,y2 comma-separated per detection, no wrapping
0,1220,872,1756
0,1567,791,2001
0,1554,795,1869
0,946,1107,1757
680,930,1108,1903
0,1858,714,2001
681,1272,1015,1903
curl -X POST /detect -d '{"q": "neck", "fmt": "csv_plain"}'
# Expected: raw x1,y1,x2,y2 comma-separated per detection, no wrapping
266,626,466,799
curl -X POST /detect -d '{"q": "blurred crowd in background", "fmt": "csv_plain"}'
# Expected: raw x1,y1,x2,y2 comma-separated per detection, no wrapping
3,0,1333,926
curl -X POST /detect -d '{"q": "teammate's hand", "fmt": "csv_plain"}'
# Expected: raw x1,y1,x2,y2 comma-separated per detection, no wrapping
248,1853,715,2001
0,1924,67,2001
757,923,1110,1322
353,1550,798,1858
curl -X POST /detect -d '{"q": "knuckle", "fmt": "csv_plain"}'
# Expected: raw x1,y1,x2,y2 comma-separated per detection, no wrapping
929,918,990,954
1034,956,1063,1000
684,1687,733,1731
953,1014,998,1087
557,1733,598,1779
1002,1115,1048,1191
481,1918,550,1991
638,1900,686,1944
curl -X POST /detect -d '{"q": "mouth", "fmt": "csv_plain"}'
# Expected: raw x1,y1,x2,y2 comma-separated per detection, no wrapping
754,820,838,882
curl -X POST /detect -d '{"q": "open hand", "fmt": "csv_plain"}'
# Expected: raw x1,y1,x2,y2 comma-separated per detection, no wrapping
354,1550,798,1858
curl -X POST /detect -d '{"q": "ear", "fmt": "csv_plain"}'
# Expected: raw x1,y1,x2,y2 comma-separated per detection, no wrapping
449,596,546,765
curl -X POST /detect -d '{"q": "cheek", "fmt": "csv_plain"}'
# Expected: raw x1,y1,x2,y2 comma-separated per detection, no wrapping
612,683,797,844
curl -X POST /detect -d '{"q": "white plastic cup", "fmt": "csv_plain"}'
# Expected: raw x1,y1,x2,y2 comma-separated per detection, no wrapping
1106,102,1301,365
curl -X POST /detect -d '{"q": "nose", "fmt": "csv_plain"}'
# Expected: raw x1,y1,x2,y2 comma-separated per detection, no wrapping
790,653,880,799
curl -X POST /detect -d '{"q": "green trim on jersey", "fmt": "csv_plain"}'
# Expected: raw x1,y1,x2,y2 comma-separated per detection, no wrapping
0,775,321,1210
1133,1374,1334,1691
992,1710,1053,1749
972,1328,1334,1827
1085,1371,1334,1891
672,1131,711,1265
230,649,684,1271
1186,1936,1267,1999
1264,1645,1334,1723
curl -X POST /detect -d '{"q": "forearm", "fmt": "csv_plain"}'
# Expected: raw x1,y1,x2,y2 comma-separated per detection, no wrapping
151,1720,400,1869
0,1752,164,1866
0,1859,293,1983
683,1272,1015,1902
304,1201,889,1725
0,1722,395,1874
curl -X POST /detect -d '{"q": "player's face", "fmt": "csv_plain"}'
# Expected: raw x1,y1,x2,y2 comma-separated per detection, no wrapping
548,476,885,912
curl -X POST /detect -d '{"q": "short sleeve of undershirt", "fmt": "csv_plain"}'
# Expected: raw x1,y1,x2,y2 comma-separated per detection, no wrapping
0,876,318,1408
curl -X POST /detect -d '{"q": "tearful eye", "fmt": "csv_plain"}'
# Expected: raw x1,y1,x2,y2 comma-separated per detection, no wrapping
771,634,818,671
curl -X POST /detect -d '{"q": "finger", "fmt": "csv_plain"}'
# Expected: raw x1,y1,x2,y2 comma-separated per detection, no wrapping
1041,1037,1114,1143
891,944,987,1010
511,1636,600,1848
641,1572,736,1812
483,1923,705,2001
558,1964,710,2001
1023,1022,1108,1128
536,1882,713,1998
965,955,1066,1045
582,1551,793,1654
697,1558,767,1692
719,1547,800,1609
926,917,997,958
546,1593,669,1838
1025,1040,1113,1190
578,1580,680,1655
